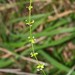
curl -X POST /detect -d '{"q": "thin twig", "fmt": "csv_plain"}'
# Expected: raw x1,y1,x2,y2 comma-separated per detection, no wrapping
0,69,39,75
0,47,49,66
21,56,49,66
0,48,12,54
66,65,75,75
48,10,75,22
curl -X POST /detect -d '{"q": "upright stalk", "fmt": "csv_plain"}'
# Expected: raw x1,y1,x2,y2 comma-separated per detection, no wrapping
26,0,47,75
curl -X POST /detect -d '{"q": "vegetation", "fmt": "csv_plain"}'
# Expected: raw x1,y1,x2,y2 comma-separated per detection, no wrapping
0,0,75,75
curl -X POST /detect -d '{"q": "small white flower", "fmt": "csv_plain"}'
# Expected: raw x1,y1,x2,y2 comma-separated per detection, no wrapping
28,36,30,39
33,36,34,38
25,20,27,21
30,25,32,26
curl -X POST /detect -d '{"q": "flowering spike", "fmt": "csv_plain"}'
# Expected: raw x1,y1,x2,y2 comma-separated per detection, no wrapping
27,0,46,74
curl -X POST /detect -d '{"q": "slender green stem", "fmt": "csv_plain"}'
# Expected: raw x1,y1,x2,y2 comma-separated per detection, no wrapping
28,0,47,75
29,23,32,38
42,70,47,75
29,0,32,37
29,0,32,23
31,43,35,53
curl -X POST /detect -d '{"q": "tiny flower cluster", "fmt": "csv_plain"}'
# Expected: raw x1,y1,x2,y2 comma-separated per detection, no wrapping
28,36,36,44
37,64,45,71
30,52,38,57
26,20,34,26
28,5,33,10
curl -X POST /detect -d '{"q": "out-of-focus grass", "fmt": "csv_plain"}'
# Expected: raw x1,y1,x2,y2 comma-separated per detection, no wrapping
0,0,75,75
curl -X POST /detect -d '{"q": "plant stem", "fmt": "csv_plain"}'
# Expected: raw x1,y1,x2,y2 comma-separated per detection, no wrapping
28,0,47,75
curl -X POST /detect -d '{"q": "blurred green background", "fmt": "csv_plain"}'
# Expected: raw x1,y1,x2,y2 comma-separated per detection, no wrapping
0,0,75,75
